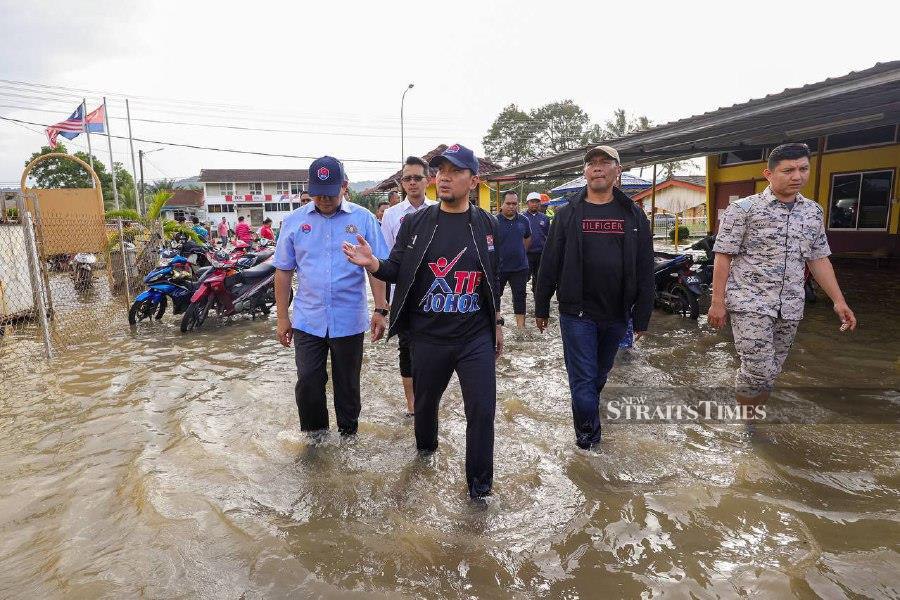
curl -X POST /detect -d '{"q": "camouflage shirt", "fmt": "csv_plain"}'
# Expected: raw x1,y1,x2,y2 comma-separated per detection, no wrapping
713,186,830,320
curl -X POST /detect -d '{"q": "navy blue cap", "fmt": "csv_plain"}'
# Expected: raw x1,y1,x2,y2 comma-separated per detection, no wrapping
428,143,479,175
308,156,345,197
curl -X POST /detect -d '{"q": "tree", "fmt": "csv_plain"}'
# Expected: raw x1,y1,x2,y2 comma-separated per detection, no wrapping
594,109,698,177
25,143,136,211
147,178,178,194
530,100,592,156
482,104,539,166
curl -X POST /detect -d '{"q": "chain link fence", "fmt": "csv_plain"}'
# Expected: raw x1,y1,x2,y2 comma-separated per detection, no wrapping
0,196,165,372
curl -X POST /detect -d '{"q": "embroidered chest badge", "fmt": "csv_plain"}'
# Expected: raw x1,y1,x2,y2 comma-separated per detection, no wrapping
301,223,312,234
345,224,358,234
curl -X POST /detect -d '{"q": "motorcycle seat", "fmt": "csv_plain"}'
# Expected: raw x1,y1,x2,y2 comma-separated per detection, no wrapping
237,261,275,281
251,249,274,265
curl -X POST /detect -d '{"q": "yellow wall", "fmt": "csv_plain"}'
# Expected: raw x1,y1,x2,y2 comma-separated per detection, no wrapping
425,182,492,211
706,143,900,234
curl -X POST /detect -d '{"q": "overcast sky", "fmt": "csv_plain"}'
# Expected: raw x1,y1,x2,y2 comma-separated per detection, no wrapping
1,0,897,188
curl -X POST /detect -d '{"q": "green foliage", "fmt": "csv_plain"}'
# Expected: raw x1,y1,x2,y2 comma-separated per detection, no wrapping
104,209,142,222
25,143,136,211
669,225,690,242
5,207,18,221
145,190,173,221
163,221,203,243
482,104,539,166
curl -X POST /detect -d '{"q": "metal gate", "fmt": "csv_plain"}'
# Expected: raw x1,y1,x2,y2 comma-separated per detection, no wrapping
0,154,160,369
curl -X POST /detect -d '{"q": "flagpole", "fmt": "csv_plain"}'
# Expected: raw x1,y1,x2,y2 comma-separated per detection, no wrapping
81,98,95,186
125,99,140,215
103,96,120,210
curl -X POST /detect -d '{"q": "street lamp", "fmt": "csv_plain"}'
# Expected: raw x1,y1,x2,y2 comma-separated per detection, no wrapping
401,83,414,168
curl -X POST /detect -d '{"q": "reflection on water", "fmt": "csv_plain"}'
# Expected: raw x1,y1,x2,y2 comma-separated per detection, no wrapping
1,261,898,598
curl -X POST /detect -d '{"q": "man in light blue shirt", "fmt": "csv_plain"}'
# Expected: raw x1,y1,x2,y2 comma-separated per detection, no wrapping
274,156,389,436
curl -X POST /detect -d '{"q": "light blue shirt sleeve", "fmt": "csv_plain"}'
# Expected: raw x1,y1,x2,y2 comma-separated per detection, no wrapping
364,211,389,260
273,217,297,270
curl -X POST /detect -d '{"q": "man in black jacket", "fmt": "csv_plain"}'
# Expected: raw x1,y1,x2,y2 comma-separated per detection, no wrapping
535,145,655,449
343,143,503,500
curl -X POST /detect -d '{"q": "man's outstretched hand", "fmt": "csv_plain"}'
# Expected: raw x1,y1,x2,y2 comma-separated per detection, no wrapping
342,234,376,269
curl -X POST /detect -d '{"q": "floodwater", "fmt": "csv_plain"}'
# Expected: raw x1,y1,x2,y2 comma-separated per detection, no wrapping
1,260,898,598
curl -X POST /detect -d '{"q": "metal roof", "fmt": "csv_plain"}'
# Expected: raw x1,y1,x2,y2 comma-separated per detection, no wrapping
199,169,309,183
484,61,900,181
551,172,652,194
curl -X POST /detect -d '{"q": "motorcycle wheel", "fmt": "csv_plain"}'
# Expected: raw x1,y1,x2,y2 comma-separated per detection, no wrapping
129,298,161,325
180,296,214,333
154,295,168,319
671,283,700,320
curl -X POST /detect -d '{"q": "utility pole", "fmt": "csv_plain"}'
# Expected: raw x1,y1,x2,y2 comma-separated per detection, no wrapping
138,149,145,212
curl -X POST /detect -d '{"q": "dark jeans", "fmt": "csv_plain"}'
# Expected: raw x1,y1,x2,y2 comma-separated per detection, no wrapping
558,313,627,448
293,329,364,435
411,330,496,498
498,269,529,315
397,329,412,378
527,252,542,293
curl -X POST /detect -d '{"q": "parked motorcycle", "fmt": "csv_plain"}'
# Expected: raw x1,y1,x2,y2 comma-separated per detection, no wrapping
70,252,97,291
653,251,702,319
128,249,209,324
179,248,278,333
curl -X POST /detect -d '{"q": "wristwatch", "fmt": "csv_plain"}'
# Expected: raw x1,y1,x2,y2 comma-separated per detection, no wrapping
496,317,505,326
374,308,389,316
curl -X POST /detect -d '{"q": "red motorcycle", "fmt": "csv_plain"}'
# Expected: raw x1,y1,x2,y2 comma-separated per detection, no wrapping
179,247,279,333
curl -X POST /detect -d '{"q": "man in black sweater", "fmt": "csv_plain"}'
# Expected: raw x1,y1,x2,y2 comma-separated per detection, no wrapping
535,145,655,449
342,144,503,500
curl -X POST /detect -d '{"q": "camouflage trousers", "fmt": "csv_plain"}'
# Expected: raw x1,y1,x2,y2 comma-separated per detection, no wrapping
730,312,800,396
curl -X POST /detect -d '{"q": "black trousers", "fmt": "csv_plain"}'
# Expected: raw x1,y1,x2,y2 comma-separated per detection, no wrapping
498,269,529,315
293,329,364,434
527,252,542,293
398,329,412,378
411,330,496,498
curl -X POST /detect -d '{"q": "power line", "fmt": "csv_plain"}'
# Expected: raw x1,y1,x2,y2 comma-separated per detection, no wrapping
0,101,466,140
0,114,398,164
0,79,477,129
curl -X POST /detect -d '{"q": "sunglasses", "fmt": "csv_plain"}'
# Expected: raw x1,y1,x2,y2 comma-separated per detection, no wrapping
401,175,426,182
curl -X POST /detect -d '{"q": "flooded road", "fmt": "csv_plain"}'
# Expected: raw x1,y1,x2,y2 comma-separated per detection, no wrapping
1,260,898,598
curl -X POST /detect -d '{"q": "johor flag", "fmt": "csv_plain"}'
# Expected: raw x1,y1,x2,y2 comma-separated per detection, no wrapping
46,104,105,148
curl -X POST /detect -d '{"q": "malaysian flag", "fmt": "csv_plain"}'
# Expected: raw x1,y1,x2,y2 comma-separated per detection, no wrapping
46,104,105,148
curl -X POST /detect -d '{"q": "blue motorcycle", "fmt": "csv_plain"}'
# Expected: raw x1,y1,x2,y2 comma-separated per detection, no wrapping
128,250,208,324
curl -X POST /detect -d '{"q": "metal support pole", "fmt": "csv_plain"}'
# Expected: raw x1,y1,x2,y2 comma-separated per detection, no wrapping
125,99,140,215
81,98,95,184
103,97,120,210
650,164,657,237
17,195,52,358
674,213,681,252
117,218,132,301
139,149,145,214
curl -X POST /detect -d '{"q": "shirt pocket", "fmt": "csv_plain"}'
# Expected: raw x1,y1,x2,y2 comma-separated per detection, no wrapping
799,222,820,259
745,224,783,256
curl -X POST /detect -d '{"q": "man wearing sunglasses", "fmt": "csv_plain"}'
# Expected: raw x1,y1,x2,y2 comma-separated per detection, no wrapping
380,156,437,416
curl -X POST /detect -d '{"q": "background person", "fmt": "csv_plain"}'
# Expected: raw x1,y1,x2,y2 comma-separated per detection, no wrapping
535,145,654,450
380,156,438,416
708,143,856,409
496,191,531,328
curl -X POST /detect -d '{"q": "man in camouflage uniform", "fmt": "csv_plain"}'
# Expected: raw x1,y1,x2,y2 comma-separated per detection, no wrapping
708,143,857,402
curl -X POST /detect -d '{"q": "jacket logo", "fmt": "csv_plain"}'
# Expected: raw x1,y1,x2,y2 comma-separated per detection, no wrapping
486,234,494,251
